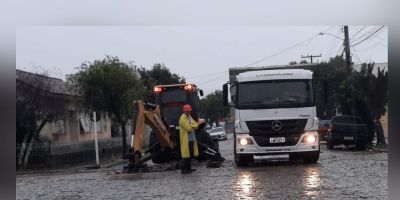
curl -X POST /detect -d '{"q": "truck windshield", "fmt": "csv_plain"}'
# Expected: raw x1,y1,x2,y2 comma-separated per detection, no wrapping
160,89,186,104
159,88,187,126
237,79,314,109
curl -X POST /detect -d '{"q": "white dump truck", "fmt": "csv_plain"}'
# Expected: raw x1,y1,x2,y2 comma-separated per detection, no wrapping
223,69,320,166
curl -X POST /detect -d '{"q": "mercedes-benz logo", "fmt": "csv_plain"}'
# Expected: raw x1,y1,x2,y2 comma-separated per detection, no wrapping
271,120,283,131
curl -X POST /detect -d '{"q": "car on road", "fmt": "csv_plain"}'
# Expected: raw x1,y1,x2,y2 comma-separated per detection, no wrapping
207,127,227,141
318,120,331,141
326,115,368,150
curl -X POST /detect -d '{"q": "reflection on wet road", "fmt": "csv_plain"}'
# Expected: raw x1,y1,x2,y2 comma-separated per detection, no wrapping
17,134,387,199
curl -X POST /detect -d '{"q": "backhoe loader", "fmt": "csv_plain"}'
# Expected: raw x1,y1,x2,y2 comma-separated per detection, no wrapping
124,84,224,172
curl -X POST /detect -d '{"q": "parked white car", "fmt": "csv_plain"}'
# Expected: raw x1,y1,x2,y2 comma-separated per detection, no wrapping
207,127,227,141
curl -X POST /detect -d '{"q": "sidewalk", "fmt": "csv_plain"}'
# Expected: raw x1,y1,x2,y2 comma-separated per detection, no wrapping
16,158,127,175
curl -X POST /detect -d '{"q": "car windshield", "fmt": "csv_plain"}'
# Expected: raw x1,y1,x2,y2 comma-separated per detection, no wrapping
237,79,314,109
209,127,224,133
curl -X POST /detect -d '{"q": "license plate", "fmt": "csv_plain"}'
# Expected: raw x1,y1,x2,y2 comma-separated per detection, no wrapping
254,154,289,160
270,137,285,143
344,136,354,140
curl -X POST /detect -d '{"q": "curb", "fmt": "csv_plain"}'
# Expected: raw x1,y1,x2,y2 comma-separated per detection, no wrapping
371,148,388,153
103,159,126,168
367,145,388,153
16,160,127,175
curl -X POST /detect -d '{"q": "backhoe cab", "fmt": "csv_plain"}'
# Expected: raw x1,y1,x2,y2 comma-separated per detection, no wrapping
125,84,223,172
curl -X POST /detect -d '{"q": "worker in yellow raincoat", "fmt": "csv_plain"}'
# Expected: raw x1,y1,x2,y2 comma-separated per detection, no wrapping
179,104,203,174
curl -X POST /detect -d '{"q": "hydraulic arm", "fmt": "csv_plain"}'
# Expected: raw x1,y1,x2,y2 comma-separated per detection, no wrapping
129,100,176,168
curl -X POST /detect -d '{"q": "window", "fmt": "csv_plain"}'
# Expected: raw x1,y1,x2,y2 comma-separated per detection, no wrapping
237,79,314,109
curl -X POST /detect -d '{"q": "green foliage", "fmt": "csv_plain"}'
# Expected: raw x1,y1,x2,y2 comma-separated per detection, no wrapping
280,56,348,119
200,90,229,125
75,56,144,122
311,56,349,119
137,63,185,102
281,57,387,145
337,63,388,143
16,70,67,168
74,56,144,153
16,70,67,142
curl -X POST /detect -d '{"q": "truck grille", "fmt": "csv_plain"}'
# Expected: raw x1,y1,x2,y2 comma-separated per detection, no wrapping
252,135,301,147
246,119,307,136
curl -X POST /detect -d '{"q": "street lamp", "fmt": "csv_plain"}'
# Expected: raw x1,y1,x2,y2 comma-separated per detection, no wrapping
319,32,344,40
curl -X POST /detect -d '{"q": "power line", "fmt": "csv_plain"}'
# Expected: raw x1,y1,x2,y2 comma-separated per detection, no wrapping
327,28,343,57
351,26,384,45
336,45,344,56
242,27,337,67
350,26,366,40
351,46,362,64
197,73,227,85
351,27,378,42
351,26,385,47
243,34,320,67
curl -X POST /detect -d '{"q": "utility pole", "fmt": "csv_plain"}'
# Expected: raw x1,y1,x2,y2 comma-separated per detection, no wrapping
93,111,99,167
343,26,356,115
343,26,352,71
301,54,322,63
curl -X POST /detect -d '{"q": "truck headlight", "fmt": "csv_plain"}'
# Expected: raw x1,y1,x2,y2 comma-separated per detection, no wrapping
239,138,248,145
302,134,317,144
238,138,253,145
305,135,316,143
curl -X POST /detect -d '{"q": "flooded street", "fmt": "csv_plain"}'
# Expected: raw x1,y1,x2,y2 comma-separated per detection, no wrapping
16,134,387,199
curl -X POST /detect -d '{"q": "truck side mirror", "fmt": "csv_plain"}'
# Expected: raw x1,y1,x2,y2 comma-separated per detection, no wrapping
199,89,204,96
222,83,228,107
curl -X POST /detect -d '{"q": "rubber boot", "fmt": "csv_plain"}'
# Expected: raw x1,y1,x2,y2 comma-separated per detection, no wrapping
188,141,196,172
188,158,196,172
181,158,191,174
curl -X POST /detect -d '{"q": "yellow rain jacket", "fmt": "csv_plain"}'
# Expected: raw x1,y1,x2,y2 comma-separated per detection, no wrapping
179,114,199,158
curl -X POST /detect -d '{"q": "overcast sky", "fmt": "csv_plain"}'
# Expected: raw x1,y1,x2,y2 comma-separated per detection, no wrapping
16,26,387,96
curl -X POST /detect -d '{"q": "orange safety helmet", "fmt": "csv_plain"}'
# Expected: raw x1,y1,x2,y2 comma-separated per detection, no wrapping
183,104,192,112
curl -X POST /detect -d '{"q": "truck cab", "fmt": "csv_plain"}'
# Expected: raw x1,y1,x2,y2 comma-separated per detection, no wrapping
223,69,320,166
154,84,202,129
149,84,218,163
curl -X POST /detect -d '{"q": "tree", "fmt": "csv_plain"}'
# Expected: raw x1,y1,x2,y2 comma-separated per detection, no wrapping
137,63,185,102
283,56,348,119
74,56,144,154
353,63,388,146
200,90,229,126
311,56,348,119
16,70,66,168
337,63,388,146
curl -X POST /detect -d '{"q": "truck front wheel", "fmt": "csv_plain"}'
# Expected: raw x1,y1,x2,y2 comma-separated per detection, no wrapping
327,140,334,150
302,151,320,164
234,152,253,167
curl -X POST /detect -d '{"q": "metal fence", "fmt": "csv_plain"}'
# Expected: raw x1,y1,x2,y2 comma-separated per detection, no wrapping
16,141,52,167
16,138,124,168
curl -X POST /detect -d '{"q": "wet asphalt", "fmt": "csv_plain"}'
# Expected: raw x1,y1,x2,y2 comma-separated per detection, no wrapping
16,134,387,199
